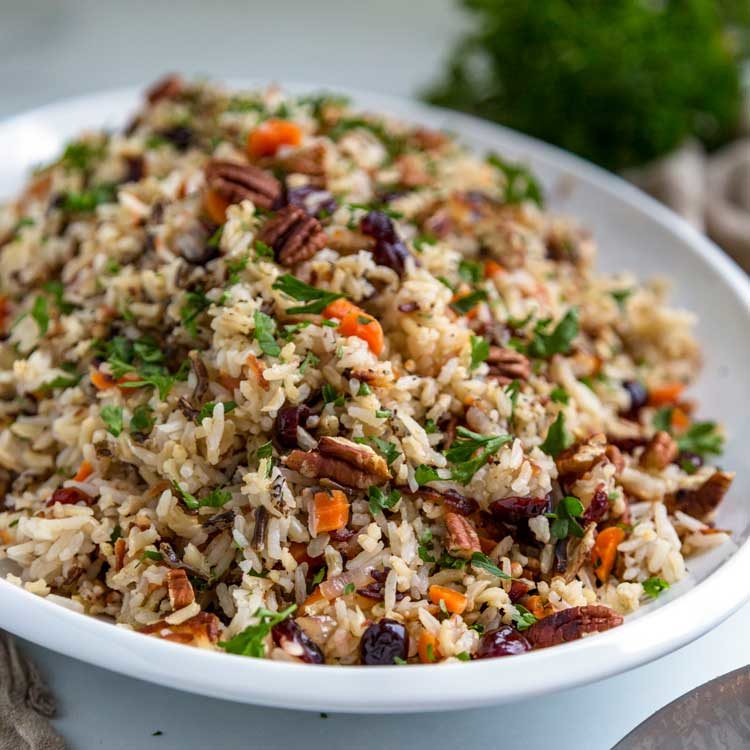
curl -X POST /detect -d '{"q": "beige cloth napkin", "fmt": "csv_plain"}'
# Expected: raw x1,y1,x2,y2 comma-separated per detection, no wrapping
0,632,65,750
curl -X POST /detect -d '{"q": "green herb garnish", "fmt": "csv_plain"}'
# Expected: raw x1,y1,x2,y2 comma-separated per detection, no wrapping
470,335,489,371
470,551,511,579
487,153,544,206
527,308,579,359
450,290,487,315
100,405,124,436
547,496,585,539
540,411,573,457
219,604,297,658
272,274,344,315
642,577,670,599
367,486,401,516
174,483,232,511
253,310,281,357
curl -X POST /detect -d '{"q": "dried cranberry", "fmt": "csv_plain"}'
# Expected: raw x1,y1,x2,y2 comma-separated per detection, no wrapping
621,380,648,415
489,495,551,523
475,626,531,659
271,617,324,664
360,618,409,665
373,239,410,276
123,156,144,183
286,186,337,218
46,487,92,507
275,405,311,449
508,580,530,603
360,211,397,242
441,489,479,517
160,125,194,152
675,451,703,473
582,487,610,525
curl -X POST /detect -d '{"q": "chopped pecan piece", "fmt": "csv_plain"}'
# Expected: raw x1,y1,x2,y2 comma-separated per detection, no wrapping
167,568,195,610
486,346,531,384
286,450,372,489
525,605,623,649
265,143,327,183
145,74,183,104
318,436,390,480
257,205,327,266
555,433,608,479
640,431,679,470
605,444,625,475
205,159,281,211
445,512,481,559
667,470,734,520
140,612,220,648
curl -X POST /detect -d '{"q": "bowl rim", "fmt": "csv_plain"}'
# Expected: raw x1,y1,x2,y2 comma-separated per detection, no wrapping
0,82,748,713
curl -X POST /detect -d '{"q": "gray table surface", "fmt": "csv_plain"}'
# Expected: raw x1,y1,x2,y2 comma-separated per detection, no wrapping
2,2,748,747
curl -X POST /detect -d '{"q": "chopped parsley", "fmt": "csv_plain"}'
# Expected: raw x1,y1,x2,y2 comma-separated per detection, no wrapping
58,184,117,213
438,551,466,570
512,604,538,631
253,310,281,357
130,404,154,434
540,411,573,457
256,441,273,460
322,384,345,407
100,405,124,436
197,400,237,423
445,427,512,485
487,153,544,206
455,651,471,661
356,382,371,396
547,495,584,539
311,565,327,587
61,140,103,171
30,296,49,336
356,436,400,466
458,259,483,285
367,486,401,516
226,254,248,284
652,407,673,433
413,233,437,253
219,604,297,658
526,308,579,359
450,289,487,315
610,288,633,311
424,419,437,434
470,335,490,371
414,464,441,485
142,549,163,561
470,551,511,579
180,288,212,337
254,240,275,259
550,386,570,404
418,529,435,563
175,483,232,511
299,351,320,374
677,421,723,458
343,582,356,595
272,274,344,315
43,280,77,314
642,577,670,599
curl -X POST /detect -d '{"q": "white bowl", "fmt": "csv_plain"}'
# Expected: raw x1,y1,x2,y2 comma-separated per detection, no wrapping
0,84,748,713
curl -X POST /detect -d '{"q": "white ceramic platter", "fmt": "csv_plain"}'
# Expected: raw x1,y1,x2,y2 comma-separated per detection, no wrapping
0,83,748,713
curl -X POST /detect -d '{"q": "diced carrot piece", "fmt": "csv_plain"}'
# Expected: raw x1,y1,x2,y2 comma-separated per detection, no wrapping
245,354,269,390
592,526,626,583
217,370,241,392
91,369,115,390
648,382,686,407
73,460,93,483
428,584,468,615
671,407,690,433
483,259,505,278
323,299,384,356
418,630,440,663
247,119,303,159
524,595,546,620
311,490,350,535
204,187,229,224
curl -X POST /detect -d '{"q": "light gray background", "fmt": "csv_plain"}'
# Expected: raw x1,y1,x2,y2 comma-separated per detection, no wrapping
2,2,748,748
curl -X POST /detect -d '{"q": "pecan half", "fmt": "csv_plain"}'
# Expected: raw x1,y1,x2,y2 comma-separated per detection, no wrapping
486,346,531,384
286,450,372,489
555,433,607,479
525,605,623,649
257,205,327,266
667,470,734,520
205,159,281,211
640,431,678,471
265,143,327,183
445,512,481,559
318,436,390,480
140,612,220,648
167,569,195,610
145,74,183,104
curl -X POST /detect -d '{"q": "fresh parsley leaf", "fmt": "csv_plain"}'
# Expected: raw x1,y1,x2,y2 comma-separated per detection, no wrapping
458,259,483,285
437,551,466,570
43,280,76,314
677,421,723,458
322,384,345,406
418,529,435,563
255,240,274,258
487,153,544,206
226,254,248,284
470,551,511,579
256,441,273,460
175,483,232,510
527,308,579,359
100,405,124,436
547,495,584,539
414,464,440,485
196,400,237,423
272,274,344,315
343,582,356,595
445,427,512,485
130,404,154,434
311,565,327,587
505,379,521,416
356,382,371,396
299,351,320,374
219,604,297,658
610,288,633,311
253,310,281,357
375,409,392,418
540,411,573,457
424,419,437,434
652,407,674,433
550,386,569,404
367,486,401,516
470,335,490,371
455,651,471,661
109,524,122,543
207,225,224,249
59,184,117,213
642,577,670,598
31,296,49,336
450,289,487,315
41,371,82,391
180,288,212,337
369,436,401,466
142,549,163,561
61,140,103,171
512,603,538,631
413,233,437,252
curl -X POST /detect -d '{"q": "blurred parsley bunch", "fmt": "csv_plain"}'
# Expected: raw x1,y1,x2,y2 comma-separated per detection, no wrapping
424,0,746,171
